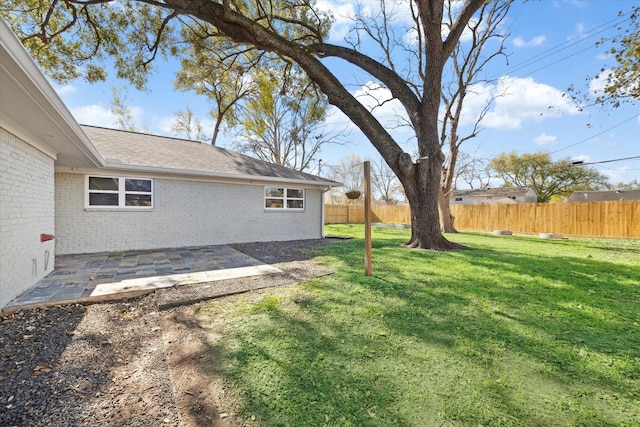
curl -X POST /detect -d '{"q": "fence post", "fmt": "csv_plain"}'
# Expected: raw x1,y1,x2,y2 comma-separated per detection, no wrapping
364,161,372,276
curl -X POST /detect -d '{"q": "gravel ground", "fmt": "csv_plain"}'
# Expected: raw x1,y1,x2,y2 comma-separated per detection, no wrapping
0,238,341,427
0,295,178,427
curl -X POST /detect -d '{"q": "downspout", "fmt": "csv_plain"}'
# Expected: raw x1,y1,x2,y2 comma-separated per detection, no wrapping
321,186,332,238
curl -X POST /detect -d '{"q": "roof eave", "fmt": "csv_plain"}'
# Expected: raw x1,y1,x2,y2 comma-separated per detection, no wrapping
99,161,341,188
0,18,105,168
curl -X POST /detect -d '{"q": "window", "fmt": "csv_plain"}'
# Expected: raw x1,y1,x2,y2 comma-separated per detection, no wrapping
265,187,305,210
87,176,153,208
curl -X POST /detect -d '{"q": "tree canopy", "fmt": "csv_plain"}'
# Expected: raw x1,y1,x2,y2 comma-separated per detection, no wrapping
593,6,640,107
229,66,339,171
488,151,610,202
1,0,491,249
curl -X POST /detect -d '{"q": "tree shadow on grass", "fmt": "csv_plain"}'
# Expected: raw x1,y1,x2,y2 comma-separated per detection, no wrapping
202,235,640,426
220,309,419,426
364,241,640,425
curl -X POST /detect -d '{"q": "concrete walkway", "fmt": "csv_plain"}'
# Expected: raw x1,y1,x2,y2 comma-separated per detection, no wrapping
4,245,281,313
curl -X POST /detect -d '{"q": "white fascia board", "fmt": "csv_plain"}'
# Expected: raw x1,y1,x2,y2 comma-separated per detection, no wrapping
57,162,342,189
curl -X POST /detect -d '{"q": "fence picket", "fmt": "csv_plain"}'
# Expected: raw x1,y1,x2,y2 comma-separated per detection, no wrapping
324,201,640,238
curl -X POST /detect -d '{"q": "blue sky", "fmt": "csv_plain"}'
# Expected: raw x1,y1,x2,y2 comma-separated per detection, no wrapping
51,0,639,186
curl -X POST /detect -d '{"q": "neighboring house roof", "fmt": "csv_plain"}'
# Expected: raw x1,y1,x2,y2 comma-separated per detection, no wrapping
568,190,640,202
451,187,536,198
0,17,103,168
481,197,518,205
81,125,339,187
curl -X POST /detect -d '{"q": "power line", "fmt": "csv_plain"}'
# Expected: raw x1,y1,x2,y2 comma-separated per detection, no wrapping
549,113,640,154
491,12,631,80
572,155,640,166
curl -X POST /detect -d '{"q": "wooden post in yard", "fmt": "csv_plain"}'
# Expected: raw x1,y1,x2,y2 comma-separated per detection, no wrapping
364,161,372,276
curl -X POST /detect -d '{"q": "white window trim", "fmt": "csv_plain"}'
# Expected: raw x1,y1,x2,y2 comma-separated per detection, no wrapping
85,175,154,210
264,187,305,211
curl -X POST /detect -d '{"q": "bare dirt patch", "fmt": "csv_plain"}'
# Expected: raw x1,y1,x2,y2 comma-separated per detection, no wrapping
160,238,340,426
1,238,340,426
0,295,179,426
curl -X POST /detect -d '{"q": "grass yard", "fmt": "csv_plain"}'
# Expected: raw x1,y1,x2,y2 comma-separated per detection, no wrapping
198,225,640,426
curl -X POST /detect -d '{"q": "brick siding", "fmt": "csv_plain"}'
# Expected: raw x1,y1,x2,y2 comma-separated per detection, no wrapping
0,129,56,307
55,173,323,255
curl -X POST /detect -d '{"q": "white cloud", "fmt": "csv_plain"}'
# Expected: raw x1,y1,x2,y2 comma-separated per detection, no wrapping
567,21,589,42
589,69,610,95
70,104,146,129
328,76,582,143
590,68,639,101
456,82,494,126
323,75,587,158
602,165,629,183
461,76,582,130
315,0,356,42
325,82,408,130
70,105,119,128
534,133,557,145
155,115,217,141
323,81,415,148
512,35,546,48
52,83,76,96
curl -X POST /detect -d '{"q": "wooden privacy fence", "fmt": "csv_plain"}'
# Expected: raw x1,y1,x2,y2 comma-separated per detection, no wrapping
324,201,640,238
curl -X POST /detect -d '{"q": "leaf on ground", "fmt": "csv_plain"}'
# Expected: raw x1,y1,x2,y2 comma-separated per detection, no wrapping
34,364,53,375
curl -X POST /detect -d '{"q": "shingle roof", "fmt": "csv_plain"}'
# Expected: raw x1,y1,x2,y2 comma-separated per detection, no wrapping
568,190,640,202
80,125,338,186
451,187,536,198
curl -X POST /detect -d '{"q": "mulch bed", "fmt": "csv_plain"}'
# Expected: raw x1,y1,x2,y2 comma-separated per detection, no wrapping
0,238,342,426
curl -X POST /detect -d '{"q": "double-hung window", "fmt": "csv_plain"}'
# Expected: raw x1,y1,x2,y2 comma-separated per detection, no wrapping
87,176,153,208
265,187,304,210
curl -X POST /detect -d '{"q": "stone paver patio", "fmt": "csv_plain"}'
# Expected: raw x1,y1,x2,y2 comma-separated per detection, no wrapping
4,245,281,312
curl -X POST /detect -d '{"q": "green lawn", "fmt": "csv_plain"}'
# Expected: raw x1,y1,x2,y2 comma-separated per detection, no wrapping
200,225,640,426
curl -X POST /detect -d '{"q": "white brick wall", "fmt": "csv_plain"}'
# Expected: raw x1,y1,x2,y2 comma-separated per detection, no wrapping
55,173,324,254
0,128,56,308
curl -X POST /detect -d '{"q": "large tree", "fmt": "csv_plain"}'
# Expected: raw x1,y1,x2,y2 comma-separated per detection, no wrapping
173,25,258,145
1,0,490,249
230,66,340,171
453,150,492,190
489,151,610,202
170,106,208,140
438,0,511,232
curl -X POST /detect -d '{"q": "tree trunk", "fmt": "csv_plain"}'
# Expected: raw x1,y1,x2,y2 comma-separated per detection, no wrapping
400,154,465,250
439,138,459,233
438,188,457,233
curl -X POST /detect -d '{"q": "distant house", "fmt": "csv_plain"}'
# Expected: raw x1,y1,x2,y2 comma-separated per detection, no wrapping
568,190,640,202
0,18,338,309
450,187,538,205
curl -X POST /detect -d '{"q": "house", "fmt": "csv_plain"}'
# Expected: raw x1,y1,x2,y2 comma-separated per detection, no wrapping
0,18,338,309
568,189,640,202
450,187,538,205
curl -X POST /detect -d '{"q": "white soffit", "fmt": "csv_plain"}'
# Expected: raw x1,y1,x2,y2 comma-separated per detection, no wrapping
0,17,103,168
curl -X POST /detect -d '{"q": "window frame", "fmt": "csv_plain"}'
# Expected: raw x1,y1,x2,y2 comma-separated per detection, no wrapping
86,175,154,209
264,187,305,211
